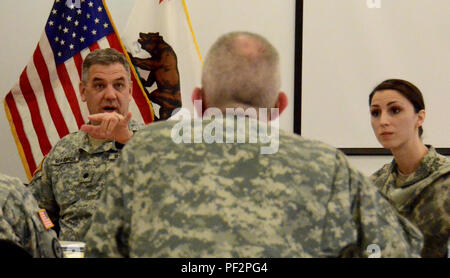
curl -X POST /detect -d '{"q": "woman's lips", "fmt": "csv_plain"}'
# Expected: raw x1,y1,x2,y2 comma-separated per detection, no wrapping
380,132,394,137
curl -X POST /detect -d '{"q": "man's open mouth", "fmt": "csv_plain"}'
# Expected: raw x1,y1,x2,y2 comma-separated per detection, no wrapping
103,106,117,112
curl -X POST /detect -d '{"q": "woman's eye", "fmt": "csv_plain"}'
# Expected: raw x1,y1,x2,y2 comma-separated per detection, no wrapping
391,107,401,114
370,110,380,117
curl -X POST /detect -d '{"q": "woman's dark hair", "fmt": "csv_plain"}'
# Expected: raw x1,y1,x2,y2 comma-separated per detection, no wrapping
369,79,425,137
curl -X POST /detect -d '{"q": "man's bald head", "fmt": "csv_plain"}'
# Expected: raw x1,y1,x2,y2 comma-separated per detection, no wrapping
201,32,281,111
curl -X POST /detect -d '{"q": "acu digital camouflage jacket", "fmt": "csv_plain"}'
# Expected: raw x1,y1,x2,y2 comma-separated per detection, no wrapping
85,117,423,258
372,146,450,257
29,120,143,241
0,173,62,258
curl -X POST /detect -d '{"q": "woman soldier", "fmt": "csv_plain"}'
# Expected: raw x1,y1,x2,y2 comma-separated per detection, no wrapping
369,79,449,257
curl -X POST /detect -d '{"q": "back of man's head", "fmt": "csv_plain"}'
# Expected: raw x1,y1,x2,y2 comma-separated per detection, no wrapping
201,32,281,111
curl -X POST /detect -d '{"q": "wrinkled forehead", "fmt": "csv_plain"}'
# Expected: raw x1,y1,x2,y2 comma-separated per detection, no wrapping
87,63,129,82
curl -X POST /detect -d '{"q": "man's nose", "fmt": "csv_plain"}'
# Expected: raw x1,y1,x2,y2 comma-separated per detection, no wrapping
104,85,117,99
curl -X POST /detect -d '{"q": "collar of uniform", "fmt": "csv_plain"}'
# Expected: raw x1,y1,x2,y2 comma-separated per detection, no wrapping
78,131,115,154
382,145,449,214
128,119,145,132
77,119,143,154
390,145,439,187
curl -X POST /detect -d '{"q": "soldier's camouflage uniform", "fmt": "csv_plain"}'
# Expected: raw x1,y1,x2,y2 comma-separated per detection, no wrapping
85,117,423,258
371,146,450,257
29,120,143,241
0,173,63,258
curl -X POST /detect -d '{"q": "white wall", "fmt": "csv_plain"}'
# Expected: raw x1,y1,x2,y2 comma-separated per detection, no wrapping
0,0,447,182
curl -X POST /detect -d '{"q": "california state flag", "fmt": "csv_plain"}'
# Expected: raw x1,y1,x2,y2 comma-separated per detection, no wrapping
123,0,202,121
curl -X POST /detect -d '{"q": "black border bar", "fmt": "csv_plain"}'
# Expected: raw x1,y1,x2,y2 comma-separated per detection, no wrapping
340,148,450,156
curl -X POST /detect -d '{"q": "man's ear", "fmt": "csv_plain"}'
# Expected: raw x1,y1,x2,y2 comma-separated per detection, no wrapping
79,82,87,102
127,80,133,100
271,92,288,120
192,87,206,117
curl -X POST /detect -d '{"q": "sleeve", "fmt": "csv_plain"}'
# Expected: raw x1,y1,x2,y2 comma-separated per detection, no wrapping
28,156,60,230
84,151,132,258
20,187,62,258
2,191,38,257
1,178,61,258
0,193,22,248
410,173,449,258
334,151,423,258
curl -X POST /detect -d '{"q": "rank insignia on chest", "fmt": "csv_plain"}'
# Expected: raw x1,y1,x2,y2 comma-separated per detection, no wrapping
38,209,55,230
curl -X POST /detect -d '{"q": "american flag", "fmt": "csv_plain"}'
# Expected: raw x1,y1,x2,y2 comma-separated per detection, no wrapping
3,0,154,180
